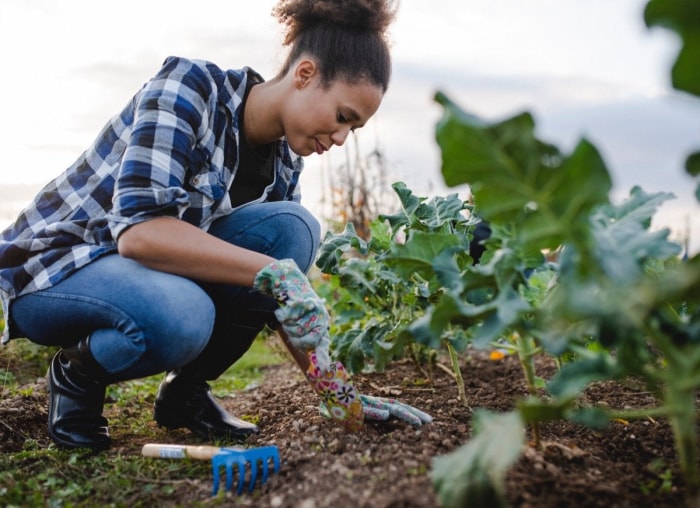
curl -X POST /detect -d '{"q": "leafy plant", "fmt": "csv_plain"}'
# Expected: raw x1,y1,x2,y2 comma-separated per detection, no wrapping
427,0,700,503
316,183,479,403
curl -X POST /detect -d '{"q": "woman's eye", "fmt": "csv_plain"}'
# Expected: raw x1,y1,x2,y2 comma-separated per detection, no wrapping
337,112,348,123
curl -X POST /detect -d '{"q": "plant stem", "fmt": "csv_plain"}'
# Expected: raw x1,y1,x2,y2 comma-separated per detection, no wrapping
645,325,700,505
445,341,468,408
664,383,699,502
515,333,541,448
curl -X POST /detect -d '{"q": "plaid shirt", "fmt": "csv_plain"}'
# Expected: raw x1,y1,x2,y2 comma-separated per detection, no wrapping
0,56,303,344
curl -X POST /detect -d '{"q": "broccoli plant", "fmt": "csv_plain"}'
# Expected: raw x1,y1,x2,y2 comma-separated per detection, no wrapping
431,0,700,503
316,183,479,403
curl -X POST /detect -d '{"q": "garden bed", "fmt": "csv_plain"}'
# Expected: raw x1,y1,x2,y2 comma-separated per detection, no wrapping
0,348,689,507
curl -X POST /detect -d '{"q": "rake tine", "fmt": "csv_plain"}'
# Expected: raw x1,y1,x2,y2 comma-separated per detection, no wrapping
212,459,221,496
259,456,268,485
224,457,235,494
237,458,248,495
248,458,258,493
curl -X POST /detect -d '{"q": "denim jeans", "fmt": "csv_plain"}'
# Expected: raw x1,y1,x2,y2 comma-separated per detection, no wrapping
10,201,321,381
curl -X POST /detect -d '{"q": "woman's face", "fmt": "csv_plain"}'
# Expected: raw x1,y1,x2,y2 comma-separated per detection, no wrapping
282,62,384,156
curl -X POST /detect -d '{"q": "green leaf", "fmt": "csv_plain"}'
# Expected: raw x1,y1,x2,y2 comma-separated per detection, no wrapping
685,151,700,202
380,182,474,236
380,182,425,233
316,223,368,274
431,410,525,508
547,354,619,399
384,230,463,279
586,187,681,283
433,249,465,293
332,320,394,373
367,219,392,251
434,91,611,252
517,397,610,429
567,406,611,429
687,151,700,177
645,0,700,97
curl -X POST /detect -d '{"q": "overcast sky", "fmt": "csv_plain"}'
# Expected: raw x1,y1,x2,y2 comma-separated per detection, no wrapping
1,0,698,252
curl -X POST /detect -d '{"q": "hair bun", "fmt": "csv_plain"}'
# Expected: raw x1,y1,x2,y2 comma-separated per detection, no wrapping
274,0,398,46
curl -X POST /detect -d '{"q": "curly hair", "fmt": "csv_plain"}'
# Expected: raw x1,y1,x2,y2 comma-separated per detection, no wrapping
272,0,398,91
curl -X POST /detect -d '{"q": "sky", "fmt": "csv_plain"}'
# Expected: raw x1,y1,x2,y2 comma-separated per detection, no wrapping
1,0,699,253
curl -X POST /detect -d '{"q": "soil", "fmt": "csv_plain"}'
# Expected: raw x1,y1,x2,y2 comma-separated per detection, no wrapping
0,348,693,507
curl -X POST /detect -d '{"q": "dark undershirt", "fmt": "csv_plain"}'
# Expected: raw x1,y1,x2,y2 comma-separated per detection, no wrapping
230,81,275,207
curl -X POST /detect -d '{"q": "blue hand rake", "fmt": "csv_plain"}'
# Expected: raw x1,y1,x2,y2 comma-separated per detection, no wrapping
142,443,281,495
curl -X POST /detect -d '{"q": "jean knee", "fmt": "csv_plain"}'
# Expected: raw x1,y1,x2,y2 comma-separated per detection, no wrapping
211,202,321,273
273,204,321,272
150,287,215,365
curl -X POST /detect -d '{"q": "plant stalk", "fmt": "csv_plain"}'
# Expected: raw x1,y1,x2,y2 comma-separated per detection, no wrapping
664,383,699,503
515,333,542,448
445,341,468,408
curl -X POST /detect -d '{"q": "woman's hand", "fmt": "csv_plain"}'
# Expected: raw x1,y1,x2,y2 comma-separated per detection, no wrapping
254,259,331,370
319,394,433,426
307,352,433,428
357,395,433,426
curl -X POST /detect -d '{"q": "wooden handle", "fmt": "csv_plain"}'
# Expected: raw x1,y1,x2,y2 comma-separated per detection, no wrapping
277,327,311,373
141,444,223,460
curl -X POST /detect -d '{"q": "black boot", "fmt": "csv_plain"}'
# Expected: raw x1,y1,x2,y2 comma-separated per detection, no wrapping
154,370,259,441
47,337,111,451
153,296,271,441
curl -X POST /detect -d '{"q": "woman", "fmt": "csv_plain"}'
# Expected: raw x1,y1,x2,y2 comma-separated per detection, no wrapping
0,0,429,452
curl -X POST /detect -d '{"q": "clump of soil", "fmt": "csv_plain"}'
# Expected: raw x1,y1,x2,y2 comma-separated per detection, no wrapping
0,350,690,507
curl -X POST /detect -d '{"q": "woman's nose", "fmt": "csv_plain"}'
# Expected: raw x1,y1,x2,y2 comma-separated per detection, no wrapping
330,126,352,147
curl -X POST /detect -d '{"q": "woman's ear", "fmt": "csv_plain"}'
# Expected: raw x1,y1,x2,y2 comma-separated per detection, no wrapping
293,59,318,89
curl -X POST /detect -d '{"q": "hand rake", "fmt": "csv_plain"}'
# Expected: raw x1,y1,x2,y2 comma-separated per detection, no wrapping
142,443,280,495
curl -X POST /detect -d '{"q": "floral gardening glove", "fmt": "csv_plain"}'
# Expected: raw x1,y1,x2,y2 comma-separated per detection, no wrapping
254,259,331,370
307,351,364,432
320,394,432,426
356,395,433,426
310,345,432,427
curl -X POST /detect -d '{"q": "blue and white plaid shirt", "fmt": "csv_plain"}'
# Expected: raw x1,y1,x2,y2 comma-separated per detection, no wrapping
0,56,303,344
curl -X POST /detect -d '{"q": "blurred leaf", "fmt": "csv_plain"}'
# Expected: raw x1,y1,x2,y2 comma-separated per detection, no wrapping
587,187,680,283
434,91,611,252
567,406,611,429
517,398,610,429
645,0,700,97
547,354,620,399
431,410,525,508
686,151,700,201
687,151,700,177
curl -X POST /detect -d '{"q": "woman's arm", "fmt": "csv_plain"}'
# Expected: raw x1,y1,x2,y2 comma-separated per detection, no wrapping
117,216,273,287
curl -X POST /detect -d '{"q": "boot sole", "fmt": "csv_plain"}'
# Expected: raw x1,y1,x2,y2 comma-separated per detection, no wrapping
154,405,258,440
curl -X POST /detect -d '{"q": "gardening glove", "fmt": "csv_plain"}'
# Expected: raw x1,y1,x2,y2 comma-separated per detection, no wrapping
307,351,364,432
320,393,433,426
358,395,433,426
254,258,331,371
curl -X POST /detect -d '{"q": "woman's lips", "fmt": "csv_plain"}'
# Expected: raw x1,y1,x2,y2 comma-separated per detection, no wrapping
315,139,328,155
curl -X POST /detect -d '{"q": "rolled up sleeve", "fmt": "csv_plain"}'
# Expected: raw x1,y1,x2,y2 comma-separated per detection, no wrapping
109,57,215,239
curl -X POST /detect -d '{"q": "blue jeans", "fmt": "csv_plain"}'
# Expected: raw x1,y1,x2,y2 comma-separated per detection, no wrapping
10,201,320,381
